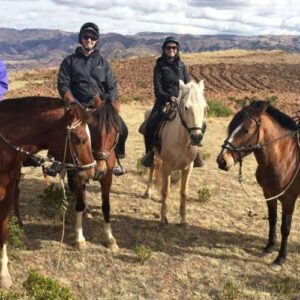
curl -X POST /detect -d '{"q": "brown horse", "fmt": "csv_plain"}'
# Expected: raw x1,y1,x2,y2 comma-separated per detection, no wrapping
217,100,300,271
70,101,120,251
0,97,96,288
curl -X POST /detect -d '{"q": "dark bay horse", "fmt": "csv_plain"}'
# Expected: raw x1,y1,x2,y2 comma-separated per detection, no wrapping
217,100,300,271
70,101,120,251
0,97,96,288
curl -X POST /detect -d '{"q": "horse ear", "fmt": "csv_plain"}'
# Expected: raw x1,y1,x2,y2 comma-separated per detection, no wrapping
69,102,94,124
243,97,250,108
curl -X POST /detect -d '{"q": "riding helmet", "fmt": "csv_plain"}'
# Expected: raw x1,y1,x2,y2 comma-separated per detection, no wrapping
78,22,99,43
162,36,180,50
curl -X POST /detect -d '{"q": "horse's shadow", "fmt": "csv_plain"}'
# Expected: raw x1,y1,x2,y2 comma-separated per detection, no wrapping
22,211,300,266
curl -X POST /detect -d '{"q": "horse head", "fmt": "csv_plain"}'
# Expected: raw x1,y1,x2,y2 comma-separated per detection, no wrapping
178,80,207,146
217,100,269,171
90,101,120,180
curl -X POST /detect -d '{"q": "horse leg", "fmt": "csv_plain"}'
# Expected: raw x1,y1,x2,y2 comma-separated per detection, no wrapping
72,178,87,250
160,167,170,225
270,197,296,272
101,170,119,252
12,168,23,227
180,165,192,225
263,199,277,253
143,165,154,199
0,189,13,288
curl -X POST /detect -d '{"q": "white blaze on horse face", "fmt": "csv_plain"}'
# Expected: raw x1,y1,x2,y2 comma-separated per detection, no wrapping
222,123,243,155
1,244,9,278
75,212,85,242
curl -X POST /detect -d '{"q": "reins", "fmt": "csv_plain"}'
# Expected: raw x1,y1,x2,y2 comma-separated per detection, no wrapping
222,115,300,202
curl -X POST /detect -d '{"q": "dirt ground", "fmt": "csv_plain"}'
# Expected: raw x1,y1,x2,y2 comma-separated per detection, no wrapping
4,50,300,299
8,102,300,299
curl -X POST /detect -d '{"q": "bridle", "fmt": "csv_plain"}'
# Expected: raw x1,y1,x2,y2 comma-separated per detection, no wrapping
221,113,300,201
92,131,120,161
175,95,207,136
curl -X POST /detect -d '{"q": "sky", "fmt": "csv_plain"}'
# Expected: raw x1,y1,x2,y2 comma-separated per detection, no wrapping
0,0,300,36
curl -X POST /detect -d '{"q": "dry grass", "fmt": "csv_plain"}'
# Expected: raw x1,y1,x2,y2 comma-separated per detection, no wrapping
8,103,300,299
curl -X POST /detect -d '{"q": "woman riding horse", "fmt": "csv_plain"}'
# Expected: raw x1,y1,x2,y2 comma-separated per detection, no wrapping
141,36,205,168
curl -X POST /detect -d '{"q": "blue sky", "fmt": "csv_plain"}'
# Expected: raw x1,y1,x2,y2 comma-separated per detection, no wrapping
0,0,300,35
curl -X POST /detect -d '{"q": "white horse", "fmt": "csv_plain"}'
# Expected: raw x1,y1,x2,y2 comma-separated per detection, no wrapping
144,80,208,225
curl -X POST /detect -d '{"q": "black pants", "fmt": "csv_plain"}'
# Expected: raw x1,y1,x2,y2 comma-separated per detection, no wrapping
116,116,128,157
144,102,164,153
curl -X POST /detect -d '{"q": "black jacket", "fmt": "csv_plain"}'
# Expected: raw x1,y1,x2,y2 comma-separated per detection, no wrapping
57,47,117,103
153,54,190,105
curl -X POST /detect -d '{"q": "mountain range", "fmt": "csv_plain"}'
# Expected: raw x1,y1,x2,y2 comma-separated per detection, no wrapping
1,27,300,70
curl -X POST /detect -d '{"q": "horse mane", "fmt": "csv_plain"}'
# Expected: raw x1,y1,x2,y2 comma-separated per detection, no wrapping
94,101,120,132
228,100,297,134
0,97,65,113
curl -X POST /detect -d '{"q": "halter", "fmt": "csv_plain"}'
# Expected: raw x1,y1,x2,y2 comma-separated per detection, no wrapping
92,131,120,161
175,96,206,135
0,118,96,173
221,113,300,202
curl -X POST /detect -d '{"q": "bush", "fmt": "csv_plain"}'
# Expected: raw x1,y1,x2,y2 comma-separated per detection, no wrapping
0,290,20,300
136,159,147,176
38,184,75,219
8,217,26,250
135,244,152,264
274,275,300,298
197,187,211,203
207,100,233,117
170,170,181,185
23,269,74,300
201,150,211,160
221,281,241,300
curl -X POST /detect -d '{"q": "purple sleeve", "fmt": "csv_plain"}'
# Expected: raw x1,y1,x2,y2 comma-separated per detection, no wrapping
0,60,8,100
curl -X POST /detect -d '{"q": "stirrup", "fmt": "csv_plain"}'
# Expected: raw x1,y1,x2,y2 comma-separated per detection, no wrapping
141,151,154,167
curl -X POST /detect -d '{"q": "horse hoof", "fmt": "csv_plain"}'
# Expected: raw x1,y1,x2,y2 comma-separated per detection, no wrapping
76,240,87,250
270,263,282,272
0,275,12,289
106,240,119,252
159,218,168,227
179,222,188,228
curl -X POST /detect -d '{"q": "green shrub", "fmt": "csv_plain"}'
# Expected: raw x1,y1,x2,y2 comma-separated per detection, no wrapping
170,170,181,185
274,275,299,298
38,184,75,219
8,217,26,250
201,150,211,160
265,95,278,105
135,244,152,264
197,187,211,203
136,159,147,176
221,281,241,300
133,94,146,102
0,290,20,300
23,269,74,300
207,100,233,117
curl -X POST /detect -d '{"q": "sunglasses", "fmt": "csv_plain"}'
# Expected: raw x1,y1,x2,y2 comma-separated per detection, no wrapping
82,34,97,41
165,46,178,51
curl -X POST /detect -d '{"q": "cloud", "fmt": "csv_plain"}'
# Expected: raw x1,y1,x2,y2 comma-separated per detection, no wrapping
0,0,299,35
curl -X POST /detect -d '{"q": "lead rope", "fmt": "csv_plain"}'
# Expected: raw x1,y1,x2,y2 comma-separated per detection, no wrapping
238,132,300,202
55,120,82,277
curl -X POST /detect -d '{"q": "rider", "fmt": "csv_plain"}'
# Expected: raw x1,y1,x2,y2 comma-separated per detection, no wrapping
0,59,8,100
141,36,205,167
57,22,128,176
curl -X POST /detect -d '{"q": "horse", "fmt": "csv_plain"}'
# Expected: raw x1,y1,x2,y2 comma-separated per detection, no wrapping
70,100,121,251
144,80,208,225
216,100,300,271
0,96,96,288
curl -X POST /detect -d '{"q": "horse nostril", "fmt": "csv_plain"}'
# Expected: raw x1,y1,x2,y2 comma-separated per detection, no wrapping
191,133,202,145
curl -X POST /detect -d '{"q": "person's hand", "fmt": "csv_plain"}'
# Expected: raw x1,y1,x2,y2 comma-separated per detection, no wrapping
170,96,177,103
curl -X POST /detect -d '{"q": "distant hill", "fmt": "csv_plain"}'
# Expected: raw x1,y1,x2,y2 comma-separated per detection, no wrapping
1,28,300,70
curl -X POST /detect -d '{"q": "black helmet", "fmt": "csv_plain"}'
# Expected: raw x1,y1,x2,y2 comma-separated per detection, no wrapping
162,36,180,50
78,22,99,43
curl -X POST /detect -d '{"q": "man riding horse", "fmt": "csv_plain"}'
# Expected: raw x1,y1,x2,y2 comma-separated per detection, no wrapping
57,22,128,177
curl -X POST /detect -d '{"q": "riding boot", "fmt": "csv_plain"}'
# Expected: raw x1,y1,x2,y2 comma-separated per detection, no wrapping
193,152,204,168
141,150,155,168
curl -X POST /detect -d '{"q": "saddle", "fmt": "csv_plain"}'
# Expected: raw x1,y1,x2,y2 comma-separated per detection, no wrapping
138,104,177,153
